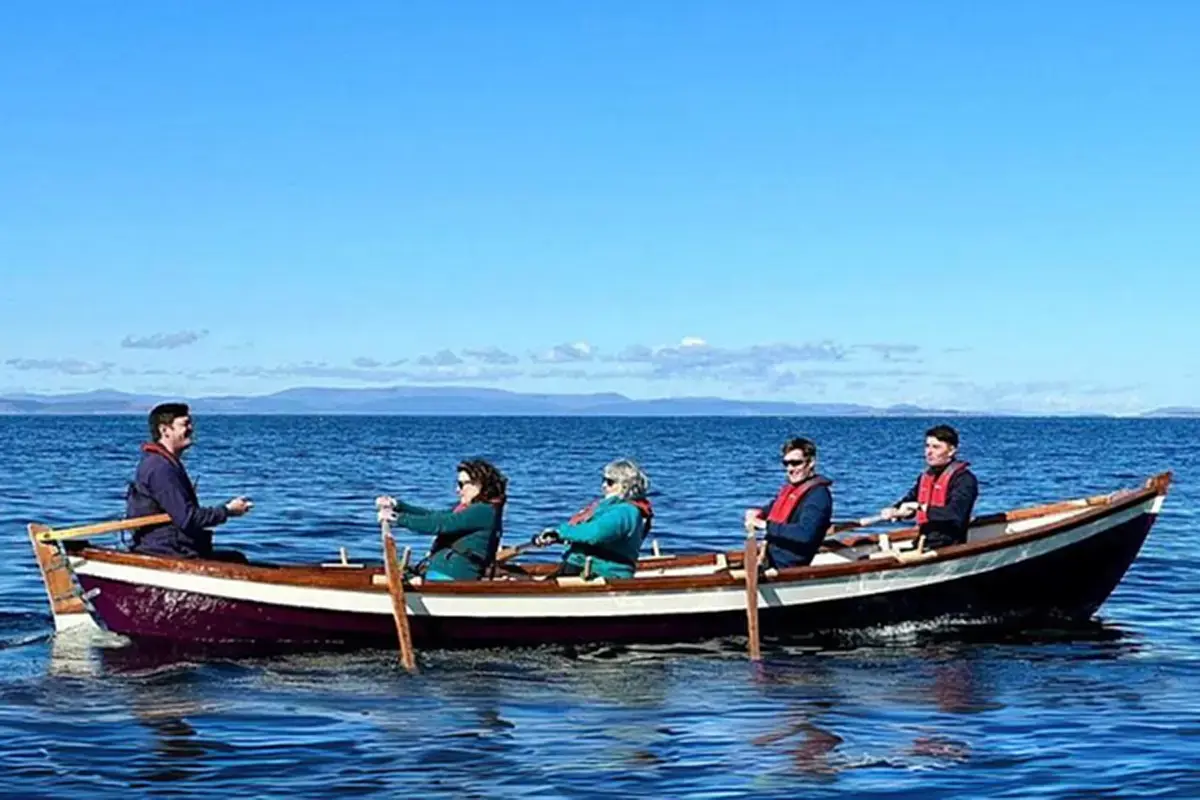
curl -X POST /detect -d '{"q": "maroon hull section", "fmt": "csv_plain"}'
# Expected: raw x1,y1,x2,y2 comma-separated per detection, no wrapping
75,511,1155,651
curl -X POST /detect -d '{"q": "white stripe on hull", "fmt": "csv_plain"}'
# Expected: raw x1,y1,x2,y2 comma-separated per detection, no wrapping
72,497,1156,621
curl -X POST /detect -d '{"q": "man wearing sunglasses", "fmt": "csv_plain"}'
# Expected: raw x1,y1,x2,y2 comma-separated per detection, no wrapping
743,437,833,568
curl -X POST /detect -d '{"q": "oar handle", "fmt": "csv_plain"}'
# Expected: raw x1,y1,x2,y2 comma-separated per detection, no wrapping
35,513,171,543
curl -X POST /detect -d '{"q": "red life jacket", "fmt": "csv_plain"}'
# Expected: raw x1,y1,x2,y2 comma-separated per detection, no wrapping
570,497,654,534
916,461,969,524
765,475,832,524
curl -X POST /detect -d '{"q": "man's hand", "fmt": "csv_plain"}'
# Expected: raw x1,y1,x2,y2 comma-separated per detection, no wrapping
375,496,397,510
225,496,254,516
743,508,762,527
533,528,561,547
377,507,398,524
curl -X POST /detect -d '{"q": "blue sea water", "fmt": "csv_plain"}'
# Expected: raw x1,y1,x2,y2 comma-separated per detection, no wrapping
0,415,1197,798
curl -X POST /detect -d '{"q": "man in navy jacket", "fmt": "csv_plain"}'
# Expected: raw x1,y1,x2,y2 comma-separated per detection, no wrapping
744,437,834,568
126,402,253,559
880,424,978,549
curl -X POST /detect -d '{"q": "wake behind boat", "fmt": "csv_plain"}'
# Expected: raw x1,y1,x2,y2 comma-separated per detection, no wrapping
28,473,1171,652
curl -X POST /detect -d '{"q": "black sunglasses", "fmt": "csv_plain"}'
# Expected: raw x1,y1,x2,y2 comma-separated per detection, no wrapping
602,477,617,486
456,479,472,488
781,458,809,467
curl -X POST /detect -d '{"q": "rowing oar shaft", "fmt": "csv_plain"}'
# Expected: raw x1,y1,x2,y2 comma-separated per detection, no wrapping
495,539,540,564
827,513,888,536
380,520,417,673
743,522,762,662
36,513,171,543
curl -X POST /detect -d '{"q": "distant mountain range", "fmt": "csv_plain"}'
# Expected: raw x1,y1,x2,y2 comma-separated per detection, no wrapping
1,388,1193,417
1140,406,1200,417
0,387,970,416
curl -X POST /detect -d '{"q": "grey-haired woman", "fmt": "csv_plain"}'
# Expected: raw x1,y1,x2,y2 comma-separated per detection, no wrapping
534,459,653,579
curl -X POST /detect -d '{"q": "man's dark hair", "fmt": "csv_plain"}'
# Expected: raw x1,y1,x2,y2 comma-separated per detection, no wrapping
457,459,508,505
148,402,190,442
780,437,817,460
925,424,959,448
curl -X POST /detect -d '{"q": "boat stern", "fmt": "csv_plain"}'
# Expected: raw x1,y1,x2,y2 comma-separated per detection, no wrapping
27,523,101,634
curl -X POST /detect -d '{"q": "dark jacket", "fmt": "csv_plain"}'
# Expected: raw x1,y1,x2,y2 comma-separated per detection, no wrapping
759,478,834,569
393,500,503,581
126,443,228,558
897,461,979,547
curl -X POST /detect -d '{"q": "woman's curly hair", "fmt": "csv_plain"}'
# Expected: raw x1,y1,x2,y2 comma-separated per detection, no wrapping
458,459,508,505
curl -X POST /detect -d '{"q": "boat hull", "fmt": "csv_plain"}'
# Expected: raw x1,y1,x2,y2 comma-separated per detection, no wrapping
73,497,1159,651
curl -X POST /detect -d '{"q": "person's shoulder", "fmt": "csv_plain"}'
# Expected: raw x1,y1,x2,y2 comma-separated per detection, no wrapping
459,501,499,522
468,501,500,518
138,449,174,473
609,500,642,519
808,483,833,504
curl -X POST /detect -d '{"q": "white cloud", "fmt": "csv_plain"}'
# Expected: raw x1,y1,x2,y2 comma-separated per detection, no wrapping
120,330,209,350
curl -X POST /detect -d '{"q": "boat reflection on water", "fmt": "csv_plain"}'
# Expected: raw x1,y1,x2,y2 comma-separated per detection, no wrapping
745,619,1137,777
41,616,1140,786
46,632,229,784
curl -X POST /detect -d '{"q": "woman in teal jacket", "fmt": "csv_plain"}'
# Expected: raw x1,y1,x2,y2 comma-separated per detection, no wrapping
535,459,653,579
376,459,507,581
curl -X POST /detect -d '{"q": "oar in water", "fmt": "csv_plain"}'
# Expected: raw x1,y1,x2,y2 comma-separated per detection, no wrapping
380,518,418,673
35,513,172,543
742,519,762,662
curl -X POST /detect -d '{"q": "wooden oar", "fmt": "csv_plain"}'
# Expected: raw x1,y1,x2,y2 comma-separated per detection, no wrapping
742,520,762,662
494,539,542,564
826,513,889,536
380,519,417,673
35,513,171,543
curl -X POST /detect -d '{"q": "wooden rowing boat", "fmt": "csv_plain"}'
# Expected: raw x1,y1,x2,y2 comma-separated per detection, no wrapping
28,473,1171,651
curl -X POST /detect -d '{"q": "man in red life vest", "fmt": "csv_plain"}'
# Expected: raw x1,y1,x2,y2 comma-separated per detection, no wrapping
743,437,833,568
879,424,979,549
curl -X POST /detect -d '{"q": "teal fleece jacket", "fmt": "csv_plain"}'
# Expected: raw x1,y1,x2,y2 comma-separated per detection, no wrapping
559,496,647,579
393,499,502,581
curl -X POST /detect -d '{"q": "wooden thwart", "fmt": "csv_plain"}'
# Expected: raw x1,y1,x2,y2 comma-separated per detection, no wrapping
380,521,417,673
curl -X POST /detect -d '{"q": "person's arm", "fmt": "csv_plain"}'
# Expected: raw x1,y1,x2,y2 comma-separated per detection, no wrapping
146,467,227,533
394,499,434,516
766,487,832,546
923,471,978,528
897,478,920,507
561,504,639,547
744,498,774,529
395,503,493,536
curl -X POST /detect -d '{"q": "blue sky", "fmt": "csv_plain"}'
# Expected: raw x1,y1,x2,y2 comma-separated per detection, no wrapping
1,1,1197,413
